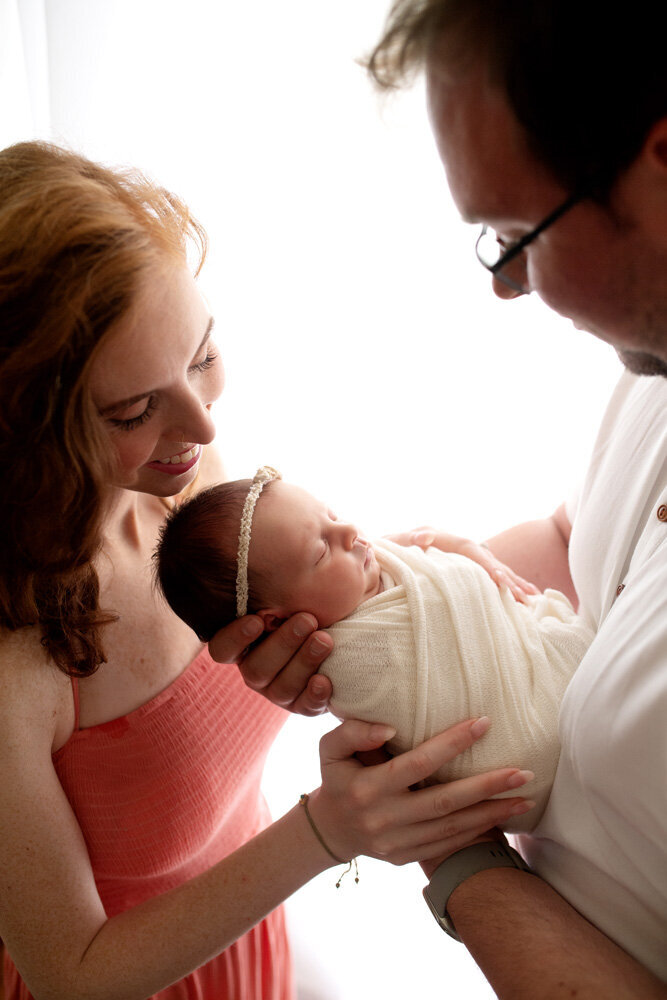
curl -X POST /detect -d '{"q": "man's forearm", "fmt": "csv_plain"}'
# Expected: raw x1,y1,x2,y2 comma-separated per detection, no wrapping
447,867,666,999
484,503,576,606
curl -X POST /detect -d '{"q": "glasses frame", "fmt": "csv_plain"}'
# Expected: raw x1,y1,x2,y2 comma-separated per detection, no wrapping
475,190,585,293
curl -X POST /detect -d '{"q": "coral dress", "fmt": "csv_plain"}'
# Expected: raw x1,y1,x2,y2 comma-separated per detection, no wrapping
3,648,293,999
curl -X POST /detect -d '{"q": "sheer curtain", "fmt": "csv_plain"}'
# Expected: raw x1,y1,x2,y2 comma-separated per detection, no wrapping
3,3,620,997
0,0,49,145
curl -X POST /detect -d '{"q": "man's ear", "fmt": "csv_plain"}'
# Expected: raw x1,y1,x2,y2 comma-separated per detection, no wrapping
643,116,667,172
617,116,667,245
256,609,286,633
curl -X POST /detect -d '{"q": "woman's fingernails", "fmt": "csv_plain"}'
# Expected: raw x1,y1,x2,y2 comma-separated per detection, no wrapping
510,799,536,815
370,724,396,743
293,616,315,638
241,618,263,639
310,678,329,699
470,716,491,739
309,637,330,657
506,769,534,789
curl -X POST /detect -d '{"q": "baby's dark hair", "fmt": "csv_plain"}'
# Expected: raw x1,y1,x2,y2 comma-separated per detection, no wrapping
154,479,275,640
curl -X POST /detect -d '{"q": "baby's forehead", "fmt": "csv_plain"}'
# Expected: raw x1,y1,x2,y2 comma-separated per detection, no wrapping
267,480,324,517
255,481,322,538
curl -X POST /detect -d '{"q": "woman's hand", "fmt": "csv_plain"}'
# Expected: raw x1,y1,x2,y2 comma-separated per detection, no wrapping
386,527,540,604
305,717,535,866
207,613,333,716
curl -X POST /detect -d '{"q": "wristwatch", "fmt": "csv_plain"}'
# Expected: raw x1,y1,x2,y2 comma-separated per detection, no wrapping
423,837,533,941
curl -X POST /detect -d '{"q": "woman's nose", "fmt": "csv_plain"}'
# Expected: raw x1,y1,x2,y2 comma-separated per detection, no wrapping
173,390,217,446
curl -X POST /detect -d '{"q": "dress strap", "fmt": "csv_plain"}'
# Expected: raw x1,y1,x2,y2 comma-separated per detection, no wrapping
70,675,81,733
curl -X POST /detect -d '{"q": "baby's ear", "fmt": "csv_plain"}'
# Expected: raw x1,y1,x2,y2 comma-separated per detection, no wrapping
257,610,286,633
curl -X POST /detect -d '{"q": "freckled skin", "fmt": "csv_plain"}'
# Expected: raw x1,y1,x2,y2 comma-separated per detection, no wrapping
89,266,225,497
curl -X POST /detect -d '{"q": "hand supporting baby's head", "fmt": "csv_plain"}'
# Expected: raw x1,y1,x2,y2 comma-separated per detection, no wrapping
155,473,383,639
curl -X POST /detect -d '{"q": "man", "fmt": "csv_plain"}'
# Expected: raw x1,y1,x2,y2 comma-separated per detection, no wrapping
361,2,666,996
213,3,666,995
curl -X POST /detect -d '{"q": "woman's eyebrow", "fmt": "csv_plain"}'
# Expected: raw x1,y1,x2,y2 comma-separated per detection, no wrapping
98,316,215,416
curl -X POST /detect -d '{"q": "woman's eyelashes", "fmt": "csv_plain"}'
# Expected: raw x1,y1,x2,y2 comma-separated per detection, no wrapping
109,395,158,432
189,348,218,374
108,349,219,432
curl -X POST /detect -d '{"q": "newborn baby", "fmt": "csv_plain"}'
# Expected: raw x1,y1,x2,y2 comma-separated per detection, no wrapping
156,468,594,831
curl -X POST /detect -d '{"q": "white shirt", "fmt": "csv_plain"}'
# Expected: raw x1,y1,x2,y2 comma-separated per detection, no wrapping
519,371,667,980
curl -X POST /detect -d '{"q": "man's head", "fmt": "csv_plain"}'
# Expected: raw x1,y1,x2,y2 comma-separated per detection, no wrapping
369,2,667,374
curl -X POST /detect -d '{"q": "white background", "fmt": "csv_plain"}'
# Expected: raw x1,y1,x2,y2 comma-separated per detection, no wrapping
6,1,622,995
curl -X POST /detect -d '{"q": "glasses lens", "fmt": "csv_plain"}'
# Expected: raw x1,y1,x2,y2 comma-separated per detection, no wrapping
475,225,528,293
475,226,504,268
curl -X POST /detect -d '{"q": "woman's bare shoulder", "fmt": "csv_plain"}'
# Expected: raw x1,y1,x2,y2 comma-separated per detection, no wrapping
0,627,73,752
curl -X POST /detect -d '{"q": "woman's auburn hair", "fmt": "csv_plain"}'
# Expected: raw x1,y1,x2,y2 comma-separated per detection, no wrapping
0,140,207,676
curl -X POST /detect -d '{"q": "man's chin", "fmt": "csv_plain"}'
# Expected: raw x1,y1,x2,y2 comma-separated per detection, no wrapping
616,349,667,378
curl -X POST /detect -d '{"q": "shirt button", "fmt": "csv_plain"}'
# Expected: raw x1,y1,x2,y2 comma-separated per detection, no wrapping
616,584,625,596
658,504,667,522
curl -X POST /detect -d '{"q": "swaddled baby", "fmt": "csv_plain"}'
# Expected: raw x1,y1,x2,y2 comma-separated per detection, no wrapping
156,468,594,831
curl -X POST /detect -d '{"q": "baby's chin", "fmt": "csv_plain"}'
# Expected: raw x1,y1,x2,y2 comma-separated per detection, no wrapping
317,592,382,629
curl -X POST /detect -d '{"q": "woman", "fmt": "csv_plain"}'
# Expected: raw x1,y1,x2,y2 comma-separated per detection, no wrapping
0,141,532,1000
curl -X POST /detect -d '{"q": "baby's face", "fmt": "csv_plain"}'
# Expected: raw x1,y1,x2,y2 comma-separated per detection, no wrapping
250,481,382,627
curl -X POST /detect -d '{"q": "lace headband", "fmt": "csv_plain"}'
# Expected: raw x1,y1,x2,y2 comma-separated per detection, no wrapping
236,465,282,617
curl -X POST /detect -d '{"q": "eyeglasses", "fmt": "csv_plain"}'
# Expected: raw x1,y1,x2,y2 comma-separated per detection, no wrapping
475,190,585,294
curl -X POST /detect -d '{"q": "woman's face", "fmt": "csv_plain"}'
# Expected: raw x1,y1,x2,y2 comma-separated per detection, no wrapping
89,265,224,497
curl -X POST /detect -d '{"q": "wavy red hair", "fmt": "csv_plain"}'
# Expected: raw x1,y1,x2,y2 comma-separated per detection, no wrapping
0,141,207,675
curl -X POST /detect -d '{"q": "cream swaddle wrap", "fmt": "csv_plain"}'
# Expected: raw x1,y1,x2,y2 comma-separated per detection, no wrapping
320,540,594,832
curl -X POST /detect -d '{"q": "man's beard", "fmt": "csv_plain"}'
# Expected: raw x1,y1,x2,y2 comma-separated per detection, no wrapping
617,349,667,378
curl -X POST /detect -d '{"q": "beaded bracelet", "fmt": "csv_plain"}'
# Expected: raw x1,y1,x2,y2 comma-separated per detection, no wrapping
299,793,359,887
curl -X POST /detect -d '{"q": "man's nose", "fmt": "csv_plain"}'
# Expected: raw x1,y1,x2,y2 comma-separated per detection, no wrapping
492,275,526,299
493,253,529,299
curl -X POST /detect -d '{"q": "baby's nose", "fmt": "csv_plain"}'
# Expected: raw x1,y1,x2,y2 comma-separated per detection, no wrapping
339,522,358,549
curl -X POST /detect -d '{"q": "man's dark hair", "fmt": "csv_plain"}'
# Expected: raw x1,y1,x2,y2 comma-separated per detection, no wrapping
367,1,667,199
154,480,273,641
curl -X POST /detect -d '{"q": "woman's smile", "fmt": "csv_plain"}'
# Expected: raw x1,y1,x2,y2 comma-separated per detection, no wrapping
146,445,202,475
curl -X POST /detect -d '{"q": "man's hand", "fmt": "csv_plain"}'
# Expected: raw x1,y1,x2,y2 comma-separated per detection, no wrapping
208,613,333,716
386,527,540,603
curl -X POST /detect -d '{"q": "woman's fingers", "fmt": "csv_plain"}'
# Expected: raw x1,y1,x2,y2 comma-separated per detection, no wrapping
314,718,537,866
381,766,535,827
208,613,333,714
290,672,334,717
371,717,493,793
207,615,265,665
319,716,488,779
378,796,535,866
320,718,398,766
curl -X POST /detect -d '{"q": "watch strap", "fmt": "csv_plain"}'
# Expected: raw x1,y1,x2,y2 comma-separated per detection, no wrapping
423,838,533,941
